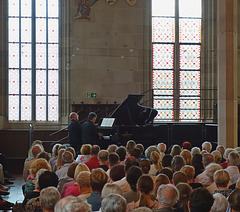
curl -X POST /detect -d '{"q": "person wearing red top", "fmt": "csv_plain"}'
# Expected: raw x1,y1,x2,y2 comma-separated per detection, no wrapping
85,145,100,171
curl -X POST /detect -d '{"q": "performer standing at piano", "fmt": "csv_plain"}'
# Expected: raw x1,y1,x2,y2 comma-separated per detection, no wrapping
81,112,102,145
68,112,82,154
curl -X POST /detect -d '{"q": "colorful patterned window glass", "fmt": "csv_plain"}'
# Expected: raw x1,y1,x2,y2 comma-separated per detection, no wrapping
152,0,201,122
8,0,59,122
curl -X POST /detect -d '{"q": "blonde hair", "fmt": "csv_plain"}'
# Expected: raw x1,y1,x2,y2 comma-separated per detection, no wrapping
90,168,108,192
170,145,181,157
56,149,65,169
205,163,222,180
30,158,51,178
76,171,91,188
180,165,195,181
74,163,90,181
80,144,92,155
180,149,193,165
214,169,230,188
154,174,170,196
212,150,222,164
150,151,163,171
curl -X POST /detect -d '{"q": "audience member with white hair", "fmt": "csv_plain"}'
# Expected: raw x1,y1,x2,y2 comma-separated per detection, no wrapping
101,194,127,212
157,143,167,161
202,141,212,153
63,197,92,212
40,187,61,212
156,184,179,211
225,151,240,180
191,147,201,156
205,163,222,193
210,193,228,212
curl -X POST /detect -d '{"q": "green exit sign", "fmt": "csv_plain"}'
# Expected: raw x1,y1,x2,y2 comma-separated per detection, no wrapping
87,92,97,98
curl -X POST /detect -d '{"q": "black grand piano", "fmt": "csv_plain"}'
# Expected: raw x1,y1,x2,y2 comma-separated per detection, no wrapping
97,94,158,146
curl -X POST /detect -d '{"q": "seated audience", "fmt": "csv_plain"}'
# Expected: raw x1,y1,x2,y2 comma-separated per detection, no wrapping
216,145,226,163
124,166,143,203
228,188,240,212
195,153,215,186
60,161,78,197
76,171,92,199
135,144,146,159
126,140,136,156
170,145,182,157
24,171,59,211
107,144,118,153
98,150,109,171
63,163,90,197
225,151,240,180
101,194,127,212
210,193,228,212
49,143,61,170
191,147,201,156
192,153,204,177
127,175,160,211
62,196,92,212
139,159,151,175
154,174,170,196
162,155,173,169
149,151,163,176
212,150,222,164
145,145,160,159
205,163,222,193
40,187,61,212
180,149,192,165
37,151,51,162
55,149,66,171
189,187,214,212
133,207,152,212
131,148,142,161
202,141,212,153
110,164,125,182
24,158,51,194
85,145,100,171
182,141,192,151
23,144,43,182
101,183,123,199
76,144,92,164
172,171,188,186
157,167,173,181
157,143,167,161
180,165,202,189
107,152,120,175
220,148,234,168
54,196,76,212
212,169,232,198
176,183,192,212
171,155,186,172
86,168,108,211
116,146,127,165
156,184,179,212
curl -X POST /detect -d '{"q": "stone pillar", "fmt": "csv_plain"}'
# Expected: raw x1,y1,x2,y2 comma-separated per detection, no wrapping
217,0,238,147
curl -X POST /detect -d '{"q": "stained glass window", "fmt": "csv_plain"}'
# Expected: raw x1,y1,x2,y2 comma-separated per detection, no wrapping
152,0,201,122
8,0,59,122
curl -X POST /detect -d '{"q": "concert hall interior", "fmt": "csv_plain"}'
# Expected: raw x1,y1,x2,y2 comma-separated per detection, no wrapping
0,0,240,210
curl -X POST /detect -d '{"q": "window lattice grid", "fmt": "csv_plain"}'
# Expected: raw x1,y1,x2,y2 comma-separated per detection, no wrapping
8,0,59,122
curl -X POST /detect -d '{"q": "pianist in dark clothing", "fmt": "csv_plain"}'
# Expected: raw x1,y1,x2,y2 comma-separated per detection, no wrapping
68,112,82,153
81,112,100,145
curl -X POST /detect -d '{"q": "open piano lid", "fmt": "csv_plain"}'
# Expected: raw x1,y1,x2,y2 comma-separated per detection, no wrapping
109,94,158,125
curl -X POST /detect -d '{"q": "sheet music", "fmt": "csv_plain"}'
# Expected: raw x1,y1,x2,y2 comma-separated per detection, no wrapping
100,118,115,127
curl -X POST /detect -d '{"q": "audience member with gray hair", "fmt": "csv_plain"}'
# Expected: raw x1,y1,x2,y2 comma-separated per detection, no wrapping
40,186,61,212
202,141,212,153
210,193,228,212
191,147,201,156
101,194,127,212
157,184,179,211
101,183,123,199
54,196,76,212
225,151,240,179
63,197,92,212
157,143,167,161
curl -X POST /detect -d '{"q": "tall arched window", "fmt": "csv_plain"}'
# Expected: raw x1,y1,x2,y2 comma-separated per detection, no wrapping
152,0,202,122
8,0,59,122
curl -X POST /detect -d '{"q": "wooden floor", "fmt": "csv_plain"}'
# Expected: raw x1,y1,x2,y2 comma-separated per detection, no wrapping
2,174,25,204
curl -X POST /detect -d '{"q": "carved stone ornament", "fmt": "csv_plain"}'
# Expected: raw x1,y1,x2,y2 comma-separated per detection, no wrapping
126,0,137,6
106,0,117,6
